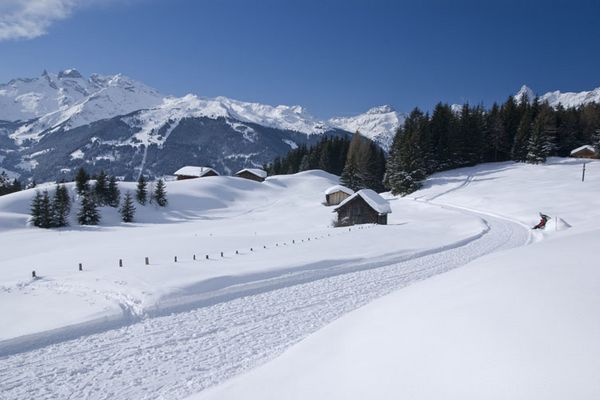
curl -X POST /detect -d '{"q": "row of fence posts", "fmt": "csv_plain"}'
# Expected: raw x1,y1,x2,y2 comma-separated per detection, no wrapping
30,224,374,278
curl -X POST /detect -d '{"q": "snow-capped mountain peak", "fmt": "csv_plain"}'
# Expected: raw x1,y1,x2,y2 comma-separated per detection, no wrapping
329,105,404,150
515,85,536,104
514,84,600,108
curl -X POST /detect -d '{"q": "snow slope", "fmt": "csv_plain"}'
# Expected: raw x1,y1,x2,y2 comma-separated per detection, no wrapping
194,158,600,400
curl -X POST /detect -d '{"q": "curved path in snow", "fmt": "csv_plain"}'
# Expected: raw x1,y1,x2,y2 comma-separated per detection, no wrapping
0,206,529,400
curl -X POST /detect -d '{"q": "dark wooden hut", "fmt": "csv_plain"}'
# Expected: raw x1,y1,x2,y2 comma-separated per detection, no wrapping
570,145,597,159
334,189,391,226
174,166,219,180
324,185,354,206
235,168,267,182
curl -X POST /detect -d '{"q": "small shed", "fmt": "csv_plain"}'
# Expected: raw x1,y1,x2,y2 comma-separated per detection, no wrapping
570,145,597,159
324,185,354,206
235,168,267,182
174,166,219,180
334,189,391,226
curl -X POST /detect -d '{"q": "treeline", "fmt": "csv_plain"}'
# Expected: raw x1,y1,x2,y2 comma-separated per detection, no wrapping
0,171,22,196
265,134,386,192
30,168,168,228
386,97,600,195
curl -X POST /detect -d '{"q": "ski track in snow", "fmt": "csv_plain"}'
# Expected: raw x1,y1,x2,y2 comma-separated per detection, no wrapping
0,203,529,400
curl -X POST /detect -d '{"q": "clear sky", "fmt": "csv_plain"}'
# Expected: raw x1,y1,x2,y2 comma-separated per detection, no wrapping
0,0,599,118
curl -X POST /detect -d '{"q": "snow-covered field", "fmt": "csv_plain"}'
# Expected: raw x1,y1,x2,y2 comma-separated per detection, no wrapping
0,158,598,399
193,158,600,400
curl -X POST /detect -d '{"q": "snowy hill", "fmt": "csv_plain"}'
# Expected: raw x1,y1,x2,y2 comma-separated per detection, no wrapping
0,69,404,181
191,158,600,400
328,105,404,150
515,84,600,108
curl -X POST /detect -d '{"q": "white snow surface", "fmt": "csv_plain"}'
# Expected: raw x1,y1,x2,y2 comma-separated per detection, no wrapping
192,158,600,400
328,105,405,150
334,188,391,214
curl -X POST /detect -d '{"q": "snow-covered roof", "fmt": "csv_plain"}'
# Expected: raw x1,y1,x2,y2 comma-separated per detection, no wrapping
324,185,354,196
334,189,391,214
235,168,267,178
570,145,596,155
174,166,219,177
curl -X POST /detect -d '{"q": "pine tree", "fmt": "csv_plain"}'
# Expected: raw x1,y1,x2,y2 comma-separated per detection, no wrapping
93,170,108,205
592,129,600,155
136,175,148,205
39,190,53,228
106,176,120,208
154,179,168,207
77,191,101,225
75,167,90,195
30,191,43,227
512,109,532,162
119,191,136,223
51,184,71,227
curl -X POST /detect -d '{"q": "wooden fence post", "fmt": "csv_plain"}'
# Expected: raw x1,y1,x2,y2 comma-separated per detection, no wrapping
145,257,149,265
119,259,123,267
79,263,83,271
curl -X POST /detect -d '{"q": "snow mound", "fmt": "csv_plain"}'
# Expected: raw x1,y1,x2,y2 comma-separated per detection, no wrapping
324,185,354,195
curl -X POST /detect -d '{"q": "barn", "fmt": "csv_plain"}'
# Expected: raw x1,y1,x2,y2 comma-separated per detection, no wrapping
235,168,267,182
324,185,354,206
333,189,391,226
174,166,219,180
570,145,597,159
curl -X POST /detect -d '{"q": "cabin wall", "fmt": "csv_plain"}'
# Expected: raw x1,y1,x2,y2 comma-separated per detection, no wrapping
326,191,351,206
572,149,597,159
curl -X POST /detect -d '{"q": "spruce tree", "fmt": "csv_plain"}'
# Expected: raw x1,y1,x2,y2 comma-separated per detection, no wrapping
30,191,43,227
154,179,168,207
51,184,71,227
75,167,90,195
93,170,108,205
136,175,148,205
120,191,136,223
106,176,120,208
512,110,532,162
39,190,53,228
77,191,101,225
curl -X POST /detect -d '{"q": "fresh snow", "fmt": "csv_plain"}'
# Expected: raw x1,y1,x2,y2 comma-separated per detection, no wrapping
192,158,600,400
515,84,600,108
570,144,595,155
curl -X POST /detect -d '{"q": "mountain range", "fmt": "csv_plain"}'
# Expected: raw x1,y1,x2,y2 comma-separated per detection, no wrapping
1,69,599,182
0,69,404,182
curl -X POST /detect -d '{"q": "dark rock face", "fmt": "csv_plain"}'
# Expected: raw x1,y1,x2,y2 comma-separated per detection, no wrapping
0,114,350,182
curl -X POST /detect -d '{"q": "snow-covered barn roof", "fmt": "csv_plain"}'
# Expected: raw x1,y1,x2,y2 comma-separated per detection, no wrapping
570,145,596,155
235,168,267,178
334,189,392,214
324,185,354,196
174,166,219,177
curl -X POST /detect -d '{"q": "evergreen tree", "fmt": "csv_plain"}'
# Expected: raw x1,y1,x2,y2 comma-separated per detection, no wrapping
298,154,311,171
119,191,136,223
39,190,53,228
136,175,148,205
385,109,427,195
30,191,43,227
93,170,108,205
512,109,532,161
592,129,600,154
154,179,168,207
51,184,71,227
77,191,101,225
106,176,120,208
75,167,90,195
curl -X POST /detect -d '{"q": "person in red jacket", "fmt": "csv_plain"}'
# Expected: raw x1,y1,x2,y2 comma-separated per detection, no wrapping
532,213,550,229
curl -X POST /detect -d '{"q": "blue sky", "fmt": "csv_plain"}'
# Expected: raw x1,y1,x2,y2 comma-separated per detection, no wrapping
0,0,599,118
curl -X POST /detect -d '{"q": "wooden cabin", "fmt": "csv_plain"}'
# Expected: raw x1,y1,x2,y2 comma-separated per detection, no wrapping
174,166,219,180
235,168,267,182
324,185,354,206
570,145,597,159
334,189,391,226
